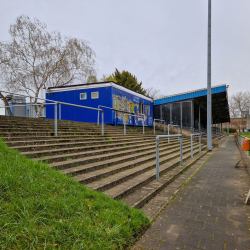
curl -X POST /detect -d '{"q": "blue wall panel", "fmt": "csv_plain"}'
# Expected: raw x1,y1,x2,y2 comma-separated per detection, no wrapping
46,86,112,124
76,86,112,124
46,91,77,121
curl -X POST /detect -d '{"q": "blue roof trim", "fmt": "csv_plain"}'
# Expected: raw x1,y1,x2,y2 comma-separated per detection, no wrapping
154,85,226,105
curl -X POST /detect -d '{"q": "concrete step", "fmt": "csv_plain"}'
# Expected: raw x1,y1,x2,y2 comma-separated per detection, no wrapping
0,126,157,134
10,137,162,152
22,138,188,157
104,146,206,200
5,135,157,146
78,144,201,189
2,132,155,141
0,130,146,136
59,142,197,175
36,139,192,165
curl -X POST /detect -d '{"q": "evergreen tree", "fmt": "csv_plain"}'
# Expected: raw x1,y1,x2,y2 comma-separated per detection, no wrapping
112,69,146,95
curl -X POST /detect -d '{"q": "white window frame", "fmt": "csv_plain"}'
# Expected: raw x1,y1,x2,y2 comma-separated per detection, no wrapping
140,103,144,114
80,93,87,100
91,91,99,99
145,105,150,116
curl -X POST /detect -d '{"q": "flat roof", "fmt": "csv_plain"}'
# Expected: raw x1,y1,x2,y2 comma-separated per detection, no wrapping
154,84,227,105
154,84,230,123
46,81,153,102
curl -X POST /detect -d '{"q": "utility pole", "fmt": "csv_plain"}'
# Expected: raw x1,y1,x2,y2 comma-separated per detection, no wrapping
207,0,212,150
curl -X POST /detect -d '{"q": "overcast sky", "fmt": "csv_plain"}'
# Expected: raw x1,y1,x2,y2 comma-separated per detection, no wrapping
0,0,250,115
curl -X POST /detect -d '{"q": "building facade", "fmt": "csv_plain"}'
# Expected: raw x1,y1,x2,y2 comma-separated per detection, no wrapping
46,82,154,126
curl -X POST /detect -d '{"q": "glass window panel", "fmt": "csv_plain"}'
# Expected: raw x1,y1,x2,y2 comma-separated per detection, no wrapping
162,104,171,125
172,103,181,126
182,102,192,131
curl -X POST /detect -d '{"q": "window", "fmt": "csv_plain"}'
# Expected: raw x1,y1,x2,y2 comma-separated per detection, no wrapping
80,93,87,100
91,92,99,99
139,103,144,114
145,105,150,116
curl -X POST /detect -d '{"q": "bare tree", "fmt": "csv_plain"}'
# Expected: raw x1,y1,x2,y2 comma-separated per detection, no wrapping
229,91,250,131
0,45,14,116
0,15,96,117
145,87,162,99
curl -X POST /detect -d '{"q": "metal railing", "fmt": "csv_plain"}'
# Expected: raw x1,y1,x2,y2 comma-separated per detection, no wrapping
154,119,165,134
54,101,104,136
0,90,105,136
156,134,182,181
168,124,180,143
123,113,145,135
97,105,134,126
191,133,201,158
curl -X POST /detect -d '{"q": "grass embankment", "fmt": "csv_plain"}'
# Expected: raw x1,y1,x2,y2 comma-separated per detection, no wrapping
0,139,150,249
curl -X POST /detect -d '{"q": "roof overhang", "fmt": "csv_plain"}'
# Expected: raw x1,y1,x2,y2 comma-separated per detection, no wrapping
46,82,153,102
154,84,230,123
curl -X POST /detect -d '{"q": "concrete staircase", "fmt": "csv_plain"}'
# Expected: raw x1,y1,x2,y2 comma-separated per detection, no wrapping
0,115,209,220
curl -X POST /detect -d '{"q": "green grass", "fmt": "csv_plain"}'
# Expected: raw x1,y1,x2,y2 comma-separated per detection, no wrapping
0,138,150,249
239,132,250,138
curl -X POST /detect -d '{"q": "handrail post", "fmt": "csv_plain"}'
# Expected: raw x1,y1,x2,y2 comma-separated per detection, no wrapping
143,114,145,134
191,134,193,158
180,136,183,166
154,119,155,134
156,136,160,181
156,134,182,181
101,110,104,135
123,114,126,135
168,125,170,143
59,104,61,120
54,102,58,136
97,105,100,125
30,97,33,118
199,134,201,153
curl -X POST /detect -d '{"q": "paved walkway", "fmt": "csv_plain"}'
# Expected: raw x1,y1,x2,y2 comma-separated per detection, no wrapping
133,136,250,250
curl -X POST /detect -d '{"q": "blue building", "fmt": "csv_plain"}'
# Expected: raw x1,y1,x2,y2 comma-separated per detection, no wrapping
46,82,154,126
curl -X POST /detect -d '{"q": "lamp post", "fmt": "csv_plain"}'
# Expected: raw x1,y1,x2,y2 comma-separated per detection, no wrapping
207,0,212,151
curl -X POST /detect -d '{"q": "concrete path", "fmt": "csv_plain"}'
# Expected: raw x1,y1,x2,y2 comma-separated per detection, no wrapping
132,136,250,250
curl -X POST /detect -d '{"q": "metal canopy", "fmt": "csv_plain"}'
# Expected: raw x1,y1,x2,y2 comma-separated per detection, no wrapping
195,90,230,124
154,84,230,124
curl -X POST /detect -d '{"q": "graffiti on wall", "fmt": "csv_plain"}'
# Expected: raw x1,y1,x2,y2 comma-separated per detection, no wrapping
113,94,151,125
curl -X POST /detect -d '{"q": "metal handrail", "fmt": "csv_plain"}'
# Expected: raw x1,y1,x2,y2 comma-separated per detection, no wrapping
97,105,134,126
53,102,104,136
168,124,180,143
154,119,165,134
0,90,105,136
123,113,145,135
156,134,183,181
191,133,201,158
